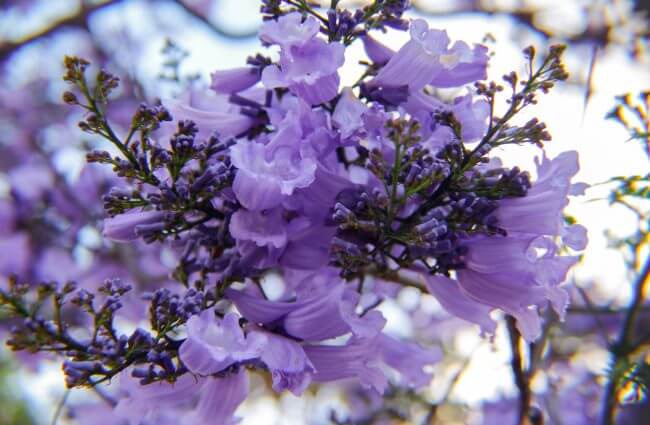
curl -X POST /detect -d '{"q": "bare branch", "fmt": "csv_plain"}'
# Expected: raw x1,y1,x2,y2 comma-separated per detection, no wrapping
601,256,650,425
170,0,258,39
0,0,124,61
506,315,532,425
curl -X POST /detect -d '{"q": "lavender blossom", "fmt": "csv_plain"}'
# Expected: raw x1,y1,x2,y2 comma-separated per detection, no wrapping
181,372,249,425
260,13,345,104
229,123,317,211
370,19,488,93
103,210,165,243
0,1,591,423
178,311,265,375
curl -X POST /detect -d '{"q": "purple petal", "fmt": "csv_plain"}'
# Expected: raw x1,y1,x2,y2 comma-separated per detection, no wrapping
304,338,388,394
361,35,395,65
262,39,345,105
260,12,320,47
562,224,588,251
338,290,386,338
252,330,314,395
210,67,260,94
279,220,335,270
179,311,264,375
182,372,248,425
332,87,367,139
226,288,297,324
498,151,581,236
291,73,341,105
102,210,165,243
232,168,284,211
429,42,488,87
423,273,497,335
371,38,442,91
230,208,288,249
115,372,202,424
0,232,30,276
261,65,285,89
282,284,352,341
164,91,254,139
230,139,317,211
378,333,441,388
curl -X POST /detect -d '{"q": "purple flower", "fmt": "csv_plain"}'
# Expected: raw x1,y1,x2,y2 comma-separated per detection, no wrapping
276,216,336,270
230,206,334,270
163,89,255,140
0,233,30,277
429,41,488,88
497,151,585,236
370,19,487,92
226,281,385,341
304,338,388,394
562,223,588,251
259,12,320,48
449,93,490,141
418,151,588,341
332,87,367,140
115,372,201,425
259,14,345,105
361,35,395,65
0,199,16,235
179,311,265,375
262,39,345,105
103,209,165,243
179,308,314,396
249,329,314,395
282,285,385,341
457,234,577,341
378,333,440,388
422,273,497,336
210,67,261,94
230,123,317,211
229,208,286,249
182,372,249,425
8,163,53,201
404,91,489,144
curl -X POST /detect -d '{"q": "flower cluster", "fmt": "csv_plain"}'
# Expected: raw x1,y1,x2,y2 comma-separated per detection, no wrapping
1,0,587,423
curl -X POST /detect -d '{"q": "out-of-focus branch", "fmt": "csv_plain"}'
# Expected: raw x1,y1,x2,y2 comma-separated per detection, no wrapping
0,0,124,61
568,305,650,315
0,0,259,63
170,0,258,39
410,1,638,48
506,315,533,425
601,256,650,425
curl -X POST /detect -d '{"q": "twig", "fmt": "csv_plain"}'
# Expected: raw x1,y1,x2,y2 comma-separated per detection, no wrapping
170,0,258,39
427,342,483,424
50,389,70,425
581,45,599,123
506,315,532,425
0,1,123,61
600,256,650,425
577,287,612,345
91,383,117,407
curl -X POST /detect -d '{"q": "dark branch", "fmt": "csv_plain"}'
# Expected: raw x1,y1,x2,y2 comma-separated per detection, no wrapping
601,256,650,425
0,0,124,61
170,0,258,39
506,315,532,425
